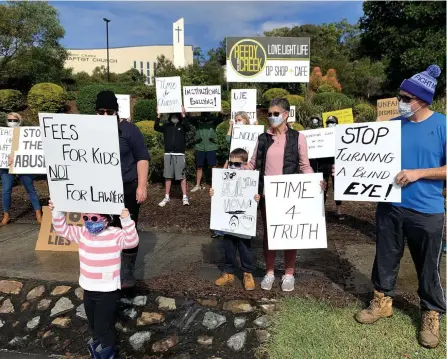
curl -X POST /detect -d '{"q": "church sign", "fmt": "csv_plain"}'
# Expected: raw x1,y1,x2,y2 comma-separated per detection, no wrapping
67,52,118,64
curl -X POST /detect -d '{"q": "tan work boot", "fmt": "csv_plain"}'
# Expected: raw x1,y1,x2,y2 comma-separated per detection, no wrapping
355,289,393,324
243,273,255,291
215,273,234,286
419,310,440,348
0,213,10,227
35,210,42,224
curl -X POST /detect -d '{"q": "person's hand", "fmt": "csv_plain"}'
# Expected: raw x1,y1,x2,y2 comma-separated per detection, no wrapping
395,169,420,187
209,188,214,197
8,155,13,166
48,199,54,211
181,105,186,118
254,194,260,202
156,105,160,118
136,185,147,204
320,180,327,192
332,164,335,176
121,208,130,218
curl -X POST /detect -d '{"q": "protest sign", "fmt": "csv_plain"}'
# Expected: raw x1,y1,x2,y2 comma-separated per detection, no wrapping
183,86,221,112
0,128,13,169
35,206,80,252
301,128,335,159
210,168,260,237
231,89,257,124
39,113,124,214
377,97,399,121
155,76,182,113
265,173,327,250
322,108,354,127
230,125,264,162
9,127,45,174
116,94,131,120
287,105,296,123
226,37,310,83
334,121,401,202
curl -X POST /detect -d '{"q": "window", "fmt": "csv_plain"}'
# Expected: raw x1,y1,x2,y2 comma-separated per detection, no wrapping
146,62,150,85
140,61,143,75
133,61,136,69
154,62,157,76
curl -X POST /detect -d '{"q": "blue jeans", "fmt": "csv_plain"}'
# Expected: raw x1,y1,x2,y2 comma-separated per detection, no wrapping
1,172,41,212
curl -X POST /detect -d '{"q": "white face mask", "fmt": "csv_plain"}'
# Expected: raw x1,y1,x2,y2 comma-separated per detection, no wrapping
327,123,336,128
398,100,422,118
171,117,179,124
268,115,283,127
7,120,19,128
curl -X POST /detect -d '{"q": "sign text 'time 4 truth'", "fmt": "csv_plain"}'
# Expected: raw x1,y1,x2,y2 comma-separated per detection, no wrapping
226,37,310,83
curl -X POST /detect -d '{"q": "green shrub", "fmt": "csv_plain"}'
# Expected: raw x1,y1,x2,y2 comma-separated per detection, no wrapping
0,90,24,112
76,84,134,114
221,100,230,116
0,111,7,125
284,94,305,106
216,120,231,158
27,83,67,115
317,84,336,93
353,103,377,123
135,120,163,148
133,99,157,123
132,85,156,100
66,91,77,101
290,122,305,131
312,92,354,112
295,101,325,128
262,88,289,105
430,99,446,114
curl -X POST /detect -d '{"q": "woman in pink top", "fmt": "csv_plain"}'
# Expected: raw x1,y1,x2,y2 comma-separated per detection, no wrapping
248,98,324,292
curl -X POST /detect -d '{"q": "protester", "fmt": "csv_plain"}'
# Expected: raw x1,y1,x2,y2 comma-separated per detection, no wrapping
247,98,325,292
307,115,323,173
0,113,42,226
225,111,258,145
155,106,190,207
210,148,259,290
188,112,224,192
352,65,446,349
95,91,149,288
48,199,138,358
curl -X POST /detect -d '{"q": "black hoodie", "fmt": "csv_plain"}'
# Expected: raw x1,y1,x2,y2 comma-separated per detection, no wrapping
154,115,191,153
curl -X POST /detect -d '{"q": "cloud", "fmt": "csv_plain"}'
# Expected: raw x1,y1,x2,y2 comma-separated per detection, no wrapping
261,21,301,33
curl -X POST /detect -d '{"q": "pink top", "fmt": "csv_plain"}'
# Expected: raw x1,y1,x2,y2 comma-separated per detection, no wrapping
248,126,314,176
52,210,139,292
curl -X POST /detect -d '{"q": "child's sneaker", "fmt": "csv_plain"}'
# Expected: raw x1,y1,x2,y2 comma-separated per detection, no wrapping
190,185,203,193
260,274,275,291
281,274,295,292
158,197,170,207
215,273,234,286
243,273,255,291
182,197,190,206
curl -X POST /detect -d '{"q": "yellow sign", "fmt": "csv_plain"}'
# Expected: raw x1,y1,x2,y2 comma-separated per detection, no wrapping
377,97,399,121
322,108,354,127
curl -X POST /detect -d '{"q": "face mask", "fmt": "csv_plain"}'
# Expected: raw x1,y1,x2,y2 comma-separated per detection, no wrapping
7,121,19,128
327,123,336,128
398,100,423,118
85,218,107,234
236,121,244,125
171,118,179,124
268,115,283,127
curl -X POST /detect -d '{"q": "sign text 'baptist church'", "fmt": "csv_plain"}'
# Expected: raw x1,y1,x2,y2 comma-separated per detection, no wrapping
67,53,118,64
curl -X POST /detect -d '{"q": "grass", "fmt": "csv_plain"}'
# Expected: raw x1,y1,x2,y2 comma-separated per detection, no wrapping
261,297,446,359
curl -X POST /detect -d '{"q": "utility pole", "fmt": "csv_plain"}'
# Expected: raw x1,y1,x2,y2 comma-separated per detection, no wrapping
103,18,111,82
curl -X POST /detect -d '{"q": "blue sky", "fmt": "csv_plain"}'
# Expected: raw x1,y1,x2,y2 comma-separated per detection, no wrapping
52,1,364,54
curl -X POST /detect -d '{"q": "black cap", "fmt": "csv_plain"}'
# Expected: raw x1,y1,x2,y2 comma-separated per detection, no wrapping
326,115,338,124
96,90,119,111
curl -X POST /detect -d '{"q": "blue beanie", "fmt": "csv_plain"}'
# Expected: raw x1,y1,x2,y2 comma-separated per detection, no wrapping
400,65,441,105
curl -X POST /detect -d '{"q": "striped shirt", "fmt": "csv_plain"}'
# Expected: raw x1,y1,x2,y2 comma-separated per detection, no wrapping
52,210,139,292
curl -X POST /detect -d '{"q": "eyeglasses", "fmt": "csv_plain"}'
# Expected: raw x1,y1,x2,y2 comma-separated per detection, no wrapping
228,161,243,168
268,112,283,117
83,214,102,222
397,94,415,103
97,109,116,115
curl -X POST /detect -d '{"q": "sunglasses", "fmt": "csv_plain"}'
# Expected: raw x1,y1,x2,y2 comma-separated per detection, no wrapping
97,109,116,115
229,161,243,168
7,119,19,122
397,94,415,103
267,112,283,117
82,214,105,222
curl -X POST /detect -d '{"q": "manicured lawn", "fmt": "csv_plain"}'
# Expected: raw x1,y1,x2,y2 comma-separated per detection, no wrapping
262,297,445,359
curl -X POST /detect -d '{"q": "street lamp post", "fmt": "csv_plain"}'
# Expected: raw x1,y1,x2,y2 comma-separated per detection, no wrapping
103,18,111,82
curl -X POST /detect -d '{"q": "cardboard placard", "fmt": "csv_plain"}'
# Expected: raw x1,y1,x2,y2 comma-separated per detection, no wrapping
287,105,296,123
9,127,46,174
0,128,14,169
301,128,335,159
116,94,131,120
35,206,80,251
377,97,399,121
322,108,354,127
231,89,257,124
183,86,222,112
155,76,182,114
230,125,264,162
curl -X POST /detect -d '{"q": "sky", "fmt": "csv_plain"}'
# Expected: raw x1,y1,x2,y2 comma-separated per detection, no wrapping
52,1,364,54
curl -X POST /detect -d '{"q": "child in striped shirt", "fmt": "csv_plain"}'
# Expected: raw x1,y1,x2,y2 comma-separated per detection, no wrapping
48,200,139,359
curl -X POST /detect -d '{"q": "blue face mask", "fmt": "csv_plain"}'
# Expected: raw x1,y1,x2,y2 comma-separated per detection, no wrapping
85,219,107,234
268,115,283,127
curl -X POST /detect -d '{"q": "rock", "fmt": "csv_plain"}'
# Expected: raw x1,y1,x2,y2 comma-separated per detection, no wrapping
119,297,133,305
152,335,179,352
123,307,138,319
26,316,40,330
260,297,278,303
156,296,176,311
197,335,213,345
137,312,165,326
234,317,247,329
42,331,53,339
260,304,276,314
0,320,4,328
50,297,74,317
115,322,128,333
51,285,71,296
223,300,254,314
37,299,52,311
254,316,269,329
227,331,247,351
133,296,147,306
202,311,226,329
0,280,23,295
26,285,45,301
129,331,151,351
76,304,87,320
197,299,218,307
256,330,271,343
75,288,84,301
21,302,30,312
0,298,15,313
52,317,71,328
8,336,28,347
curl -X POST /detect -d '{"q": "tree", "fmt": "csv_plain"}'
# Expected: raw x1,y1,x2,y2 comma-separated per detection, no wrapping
0,1,67,90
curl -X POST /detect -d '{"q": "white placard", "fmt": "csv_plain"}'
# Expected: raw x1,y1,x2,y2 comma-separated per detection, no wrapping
230,125,264,162
287,105,296,123
334,121,401,202
39,113,124,214
11,127,45,174
210,168,260,237
265,173,327,250
0,128,13,169
301,128,335,159
155,76,182,114
231,89,257,124
116,94,131,120
183,86,221,112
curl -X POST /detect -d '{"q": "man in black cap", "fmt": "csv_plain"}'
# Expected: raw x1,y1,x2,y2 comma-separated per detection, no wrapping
96,90,150,288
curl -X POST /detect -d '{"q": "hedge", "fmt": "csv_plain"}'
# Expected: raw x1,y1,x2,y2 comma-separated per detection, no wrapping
353,103,377,123
132,85,156,100
312,92,354,112
76,84,134,114
133,99,157,123
27,83,67,115
294,101,325,128
317,84,336,93
262,88,289,105
135,120,163,148
284,94,304,106
0,89,24,112
221,100,230,116
430,99,446,114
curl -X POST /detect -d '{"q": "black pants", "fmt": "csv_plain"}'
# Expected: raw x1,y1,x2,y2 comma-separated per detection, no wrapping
223,234,253,274
372,203,446,313
84,290,120,348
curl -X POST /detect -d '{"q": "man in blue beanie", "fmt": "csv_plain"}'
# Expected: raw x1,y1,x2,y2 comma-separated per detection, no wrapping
355,65,446,349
